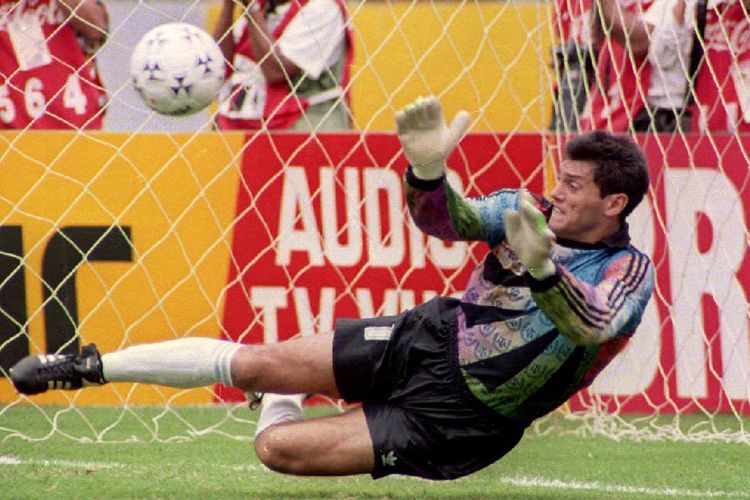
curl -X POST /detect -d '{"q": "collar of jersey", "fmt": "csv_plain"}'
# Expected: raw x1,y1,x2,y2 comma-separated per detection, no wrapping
556,222,631,250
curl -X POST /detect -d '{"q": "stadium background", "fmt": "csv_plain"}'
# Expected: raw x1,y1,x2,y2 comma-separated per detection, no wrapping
1,0,749,434
100,0,552,132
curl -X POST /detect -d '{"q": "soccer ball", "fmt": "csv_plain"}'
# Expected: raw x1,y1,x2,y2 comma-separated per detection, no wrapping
130,23,225,116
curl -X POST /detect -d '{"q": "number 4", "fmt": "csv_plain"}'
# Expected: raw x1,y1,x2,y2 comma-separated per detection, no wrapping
64,74,87,115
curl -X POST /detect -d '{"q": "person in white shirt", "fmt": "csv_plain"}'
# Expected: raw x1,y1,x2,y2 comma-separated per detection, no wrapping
213,0,353,131
598,0,701,132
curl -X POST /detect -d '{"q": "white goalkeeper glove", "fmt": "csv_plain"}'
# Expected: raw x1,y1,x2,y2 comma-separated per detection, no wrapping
504,190,556,280
395,96,471,181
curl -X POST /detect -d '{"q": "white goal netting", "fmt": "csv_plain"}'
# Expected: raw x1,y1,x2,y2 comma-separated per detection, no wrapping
0,0,749,444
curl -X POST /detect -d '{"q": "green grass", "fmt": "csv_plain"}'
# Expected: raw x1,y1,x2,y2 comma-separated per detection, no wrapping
1,406,749,499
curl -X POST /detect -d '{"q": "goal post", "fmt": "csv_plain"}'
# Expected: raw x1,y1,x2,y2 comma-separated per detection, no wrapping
1,0,750,445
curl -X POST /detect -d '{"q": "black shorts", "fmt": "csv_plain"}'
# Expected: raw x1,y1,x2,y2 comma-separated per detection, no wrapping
332,296,527,480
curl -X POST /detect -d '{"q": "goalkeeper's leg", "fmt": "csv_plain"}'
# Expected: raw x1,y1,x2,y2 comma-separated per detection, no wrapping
9,334,341,398
10,335,377,475
254,406,375,475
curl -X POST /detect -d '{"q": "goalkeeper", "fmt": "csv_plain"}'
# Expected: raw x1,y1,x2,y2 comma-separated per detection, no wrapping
10,97,654,481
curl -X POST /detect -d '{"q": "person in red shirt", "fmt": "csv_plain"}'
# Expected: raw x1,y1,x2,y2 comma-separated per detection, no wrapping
0,0,108,129
213,0,353,131
579,0,653,132
691,0,750,133
587,0,699,133
586,0,750,134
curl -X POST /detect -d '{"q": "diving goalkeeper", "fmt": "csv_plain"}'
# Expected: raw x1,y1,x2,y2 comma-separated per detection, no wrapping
10,96,654,481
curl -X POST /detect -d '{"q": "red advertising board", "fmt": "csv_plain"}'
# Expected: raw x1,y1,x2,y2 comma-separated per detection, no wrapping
218,132,750,416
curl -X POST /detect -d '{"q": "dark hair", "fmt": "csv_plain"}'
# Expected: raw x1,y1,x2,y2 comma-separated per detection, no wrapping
565,131,650,220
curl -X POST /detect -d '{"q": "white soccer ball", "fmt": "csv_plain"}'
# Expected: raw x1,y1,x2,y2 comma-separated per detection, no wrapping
130,23,225,116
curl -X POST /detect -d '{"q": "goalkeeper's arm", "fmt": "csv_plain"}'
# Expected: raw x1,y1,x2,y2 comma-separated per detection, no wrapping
404,172,493,242
531,251,654,345
397,96,492,242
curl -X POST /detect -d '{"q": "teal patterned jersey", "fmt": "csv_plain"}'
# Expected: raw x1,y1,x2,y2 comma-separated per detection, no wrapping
405,170,654,423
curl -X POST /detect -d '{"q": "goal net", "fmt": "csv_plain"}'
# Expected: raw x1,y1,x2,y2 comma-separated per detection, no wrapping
0,0,749,445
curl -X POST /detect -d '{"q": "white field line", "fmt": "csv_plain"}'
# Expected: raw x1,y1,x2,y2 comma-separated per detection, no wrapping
0,455,267,473
1,456,747,497
495,475,750,498
0,455,123,469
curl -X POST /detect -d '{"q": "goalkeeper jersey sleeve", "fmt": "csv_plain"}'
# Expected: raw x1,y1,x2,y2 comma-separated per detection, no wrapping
404,168,525,245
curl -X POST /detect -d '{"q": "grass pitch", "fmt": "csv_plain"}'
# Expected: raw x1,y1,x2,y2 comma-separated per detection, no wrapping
1,405,748,499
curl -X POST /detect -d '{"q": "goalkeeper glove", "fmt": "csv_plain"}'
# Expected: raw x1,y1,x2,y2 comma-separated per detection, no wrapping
504,190,556,280
395,96,471,181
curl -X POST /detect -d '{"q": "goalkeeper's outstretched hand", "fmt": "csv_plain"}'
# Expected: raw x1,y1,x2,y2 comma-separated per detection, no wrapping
504,190,556,280
396,96,471,180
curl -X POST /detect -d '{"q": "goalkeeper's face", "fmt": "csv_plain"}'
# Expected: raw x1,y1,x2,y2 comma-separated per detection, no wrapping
548,160,624,243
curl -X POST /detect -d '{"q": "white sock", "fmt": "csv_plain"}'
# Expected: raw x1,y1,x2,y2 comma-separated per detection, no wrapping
255,393,305,437
101,338,241,388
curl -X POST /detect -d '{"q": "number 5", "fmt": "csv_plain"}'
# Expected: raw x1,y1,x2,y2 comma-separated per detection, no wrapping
0,85,15,124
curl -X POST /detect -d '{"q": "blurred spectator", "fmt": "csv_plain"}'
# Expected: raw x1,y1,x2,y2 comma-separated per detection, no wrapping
0,0,108,129
580,0,655,132
690,0,750,133
550,0,598,132
632,0,702,132
213,0,353,131
589,0,704,133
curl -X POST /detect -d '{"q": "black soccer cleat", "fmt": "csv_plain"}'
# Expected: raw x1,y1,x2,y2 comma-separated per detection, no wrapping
9,344,107,395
